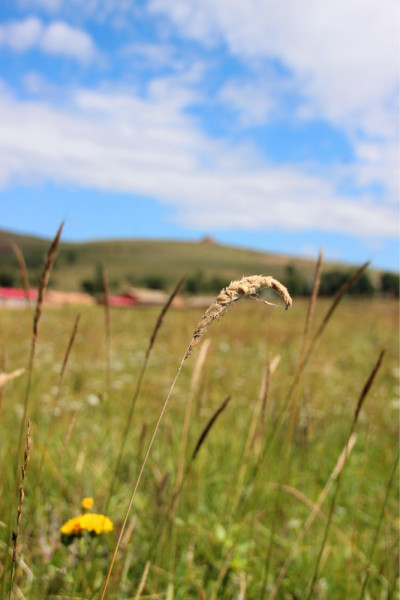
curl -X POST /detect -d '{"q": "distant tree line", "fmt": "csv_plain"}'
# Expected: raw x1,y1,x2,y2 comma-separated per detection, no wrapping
79,267,229,296
282,265,399,298
1,263,398,299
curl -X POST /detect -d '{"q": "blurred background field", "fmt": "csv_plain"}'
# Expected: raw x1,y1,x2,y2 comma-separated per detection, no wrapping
0,291,398,599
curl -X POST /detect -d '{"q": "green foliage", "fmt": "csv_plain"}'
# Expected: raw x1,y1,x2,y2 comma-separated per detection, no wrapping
320,270,348,295
81,264,104,295
0,271,15,287
24,250,46,269
381,272,399,298
184,270,228,295
320,268,375,296
283,264,310,296
348,270,375,296
64,249,78,265
137,274,168,290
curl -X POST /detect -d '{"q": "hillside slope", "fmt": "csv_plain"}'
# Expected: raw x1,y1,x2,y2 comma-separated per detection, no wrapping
0,228,336,293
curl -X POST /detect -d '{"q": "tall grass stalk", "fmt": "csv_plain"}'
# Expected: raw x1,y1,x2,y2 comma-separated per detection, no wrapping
0,369,25,392
358,450,399,600
149,393,232,578
99,275,292,599
228,354,280,518
210,547,235,600
266,479,373,567
0,348,7,414
303,260,370,367
267,433,358,600
35,313,81,487
14,221,63,475
0,369,25,388
166,394,232,592
106,277,184,509
9,419,31,598
259,257,322,597
305,348,386,599
259,261,370,598
134,560,151,600
172,339,211,516
10,241,30,307
102,266,111,398
251,355,281,462
1,223,63,599
287,249,322,444
344,430,371,599
264,259,371,459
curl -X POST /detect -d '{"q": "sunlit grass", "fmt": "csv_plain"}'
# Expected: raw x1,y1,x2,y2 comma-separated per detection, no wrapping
0,296,398,599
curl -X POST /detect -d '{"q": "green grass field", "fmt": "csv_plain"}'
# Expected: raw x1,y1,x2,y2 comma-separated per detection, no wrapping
0,291,398,599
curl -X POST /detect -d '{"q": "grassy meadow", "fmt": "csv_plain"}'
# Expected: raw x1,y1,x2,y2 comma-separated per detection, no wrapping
0,283,399,598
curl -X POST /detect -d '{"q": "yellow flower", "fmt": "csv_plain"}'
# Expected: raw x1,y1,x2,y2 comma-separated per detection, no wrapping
60,516,85,537
80,513,114,534
60,513,113,538
81,497,94,511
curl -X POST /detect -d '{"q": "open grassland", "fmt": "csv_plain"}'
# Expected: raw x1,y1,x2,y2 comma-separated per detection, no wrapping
0,294,398,599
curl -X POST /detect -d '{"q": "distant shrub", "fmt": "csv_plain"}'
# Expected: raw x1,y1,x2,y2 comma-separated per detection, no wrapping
320,268,375,296
64,249,78,264
80,264,105,295
348,271,375,296
184,270,227,295
380,272,399,298
0,272,15,287
184,270,206,295
283,265,310,296
25,251,45,269
139,275,167,290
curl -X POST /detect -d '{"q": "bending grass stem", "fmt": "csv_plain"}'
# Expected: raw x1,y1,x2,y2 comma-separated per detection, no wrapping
99,275,292,599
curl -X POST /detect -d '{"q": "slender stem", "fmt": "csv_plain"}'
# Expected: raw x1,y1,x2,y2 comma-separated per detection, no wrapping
358,451,399,600
99,353,187,600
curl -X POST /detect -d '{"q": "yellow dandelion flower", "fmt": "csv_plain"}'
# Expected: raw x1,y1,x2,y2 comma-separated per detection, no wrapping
60,516,85,537
81,513,113,534
60,513,113,540
81,497,94,511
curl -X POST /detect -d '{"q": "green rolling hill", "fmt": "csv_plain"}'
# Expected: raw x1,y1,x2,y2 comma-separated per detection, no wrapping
0,228,378,295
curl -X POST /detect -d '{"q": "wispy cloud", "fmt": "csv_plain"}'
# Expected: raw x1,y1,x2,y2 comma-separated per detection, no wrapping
148,0,398,133
0,16,96,63
148,0,399,200
0,80,396,237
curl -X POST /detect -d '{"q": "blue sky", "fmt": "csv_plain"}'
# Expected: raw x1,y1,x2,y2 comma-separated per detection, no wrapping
0,0,398,271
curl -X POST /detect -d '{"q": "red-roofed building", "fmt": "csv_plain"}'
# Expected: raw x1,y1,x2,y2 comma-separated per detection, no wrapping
0,288,94,307
0,287,37,307
107,294,139,307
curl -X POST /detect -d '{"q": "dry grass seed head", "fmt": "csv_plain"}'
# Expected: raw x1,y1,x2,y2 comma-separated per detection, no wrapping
185,275,292,359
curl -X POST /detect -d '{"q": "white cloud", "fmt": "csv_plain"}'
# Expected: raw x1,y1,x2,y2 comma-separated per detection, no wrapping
0,17,96,63
0,16,42,51
148,0,398,136
41,21,96,62
120,41,178,68
218,79,275,126
0,84,396,238
147,0,399,223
